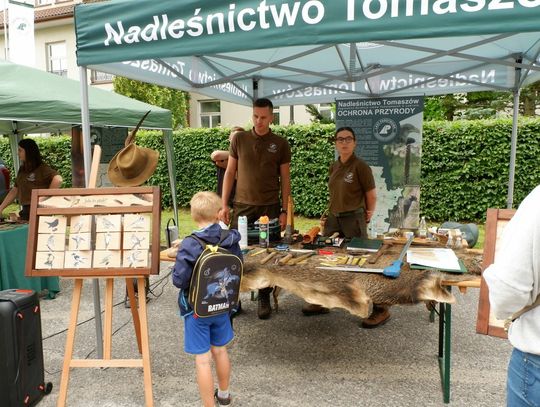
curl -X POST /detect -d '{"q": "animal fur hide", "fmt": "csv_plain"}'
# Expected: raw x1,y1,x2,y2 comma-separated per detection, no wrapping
241,251,480,318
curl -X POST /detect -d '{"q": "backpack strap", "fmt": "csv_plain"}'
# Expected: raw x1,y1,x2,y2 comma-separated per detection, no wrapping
218,229,231,245
190,234,207,250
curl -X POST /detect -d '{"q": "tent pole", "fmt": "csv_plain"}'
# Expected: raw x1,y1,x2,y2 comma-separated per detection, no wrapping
8,129,21,175
506,59,522,209
79,66,104,360
79,67,92,186
163,130,179,227
253,78,259,100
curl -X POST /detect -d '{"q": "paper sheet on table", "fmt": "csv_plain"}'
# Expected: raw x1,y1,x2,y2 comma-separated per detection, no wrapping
406,248,461,271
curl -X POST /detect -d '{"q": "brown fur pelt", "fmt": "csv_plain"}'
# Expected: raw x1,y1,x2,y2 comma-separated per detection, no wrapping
241,253,478,318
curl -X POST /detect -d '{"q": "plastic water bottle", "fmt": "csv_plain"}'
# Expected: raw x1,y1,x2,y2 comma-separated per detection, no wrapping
418,216,427,238
259,215,269,247
238,216,248,249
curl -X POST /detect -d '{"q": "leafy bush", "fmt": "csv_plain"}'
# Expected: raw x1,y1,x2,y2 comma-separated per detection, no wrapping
2,118,540,222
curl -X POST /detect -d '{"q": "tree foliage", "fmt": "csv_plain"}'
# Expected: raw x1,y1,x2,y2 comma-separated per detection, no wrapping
305,104,335,124
3,119,540,223
425,82,540,121
113,77,189,129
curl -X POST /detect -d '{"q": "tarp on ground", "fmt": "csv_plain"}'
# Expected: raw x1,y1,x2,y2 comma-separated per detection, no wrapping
0,59,172,134
73,0,540,105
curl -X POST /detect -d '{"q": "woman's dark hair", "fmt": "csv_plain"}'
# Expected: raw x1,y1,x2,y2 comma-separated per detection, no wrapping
18,138,43,172
335,126,356,140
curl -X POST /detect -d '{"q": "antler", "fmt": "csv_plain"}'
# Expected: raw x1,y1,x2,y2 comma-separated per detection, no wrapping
124,110,151,147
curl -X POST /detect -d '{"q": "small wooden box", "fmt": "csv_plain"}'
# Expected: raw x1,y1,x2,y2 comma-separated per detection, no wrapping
122,250,149,268
95,214,122,232
95,232,121,250
68,233,92,251
64,251,93,269
35,251,65,269
69,215,92,234
37,234,66,252
123,231,150,250
38,216,67,235
93,251,122,268
124,214,151,232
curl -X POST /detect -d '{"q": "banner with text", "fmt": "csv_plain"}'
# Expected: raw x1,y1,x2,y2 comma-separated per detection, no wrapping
7,0,35,67
336,96,424,234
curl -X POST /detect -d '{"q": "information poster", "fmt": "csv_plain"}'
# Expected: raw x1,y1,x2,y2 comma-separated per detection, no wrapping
336,96,424,233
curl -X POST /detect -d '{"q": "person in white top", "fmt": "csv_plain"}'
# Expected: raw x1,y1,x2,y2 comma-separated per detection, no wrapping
483,185,540,406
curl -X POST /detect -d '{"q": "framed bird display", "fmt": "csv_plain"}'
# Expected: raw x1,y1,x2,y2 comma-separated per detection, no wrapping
25,186,161,277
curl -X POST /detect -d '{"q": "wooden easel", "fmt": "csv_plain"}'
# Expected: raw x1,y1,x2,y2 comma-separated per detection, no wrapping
25,147,159,406
57,276,152,406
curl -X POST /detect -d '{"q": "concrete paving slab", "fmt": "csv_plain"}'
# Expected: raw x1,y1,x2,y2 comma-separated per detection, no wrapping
35,264,510,407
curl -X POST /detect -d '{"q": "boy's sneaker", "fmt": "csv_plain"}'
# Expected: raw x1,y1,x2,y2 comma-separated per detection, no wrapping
214,389,232,406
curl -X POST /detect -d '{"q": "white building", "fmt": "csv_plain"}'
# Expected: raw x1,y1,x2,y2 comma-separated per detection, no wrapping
0,0,333,128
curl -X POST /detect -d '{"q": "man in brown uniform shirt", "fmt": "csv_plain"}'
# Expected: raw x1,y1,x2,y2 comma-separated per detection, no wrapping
220,98,291,319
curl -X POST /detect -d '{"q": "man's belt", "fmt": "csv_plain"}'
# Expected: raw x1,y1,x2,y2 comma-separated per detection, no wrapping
334,208,364,218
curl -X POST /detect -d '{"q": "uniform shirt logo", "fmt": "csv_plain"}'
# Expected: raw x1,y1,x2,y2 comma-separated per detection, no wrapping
344,172,354,184
27,172,36,182
267,143,278,153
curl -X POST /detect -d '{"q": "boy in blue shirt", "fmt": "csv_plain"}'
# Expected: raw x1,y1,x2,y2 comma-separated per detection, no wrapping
173,191,242,407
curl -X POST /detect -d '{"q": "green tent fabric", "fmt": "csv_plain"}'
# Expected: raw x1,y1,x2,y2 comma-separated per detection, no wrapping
0,59,172,134
73,0,540,106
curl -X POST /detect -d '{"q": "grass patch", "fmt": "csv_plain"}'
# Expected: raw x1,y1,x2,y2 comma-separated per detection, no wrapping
2,204,484,249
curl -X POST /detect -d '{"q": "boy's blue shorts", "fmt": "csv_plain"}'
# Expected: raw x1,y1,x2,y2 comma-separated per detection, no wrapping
183,313,234,355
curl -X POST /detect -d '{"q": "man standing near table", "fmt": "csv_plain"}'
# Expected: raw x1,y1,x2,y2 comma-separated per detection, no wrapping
219,98,291,320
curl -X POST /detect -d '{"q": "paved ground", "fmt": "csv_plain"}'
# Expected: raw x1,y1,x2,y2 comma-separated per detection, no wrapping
36,262,511,407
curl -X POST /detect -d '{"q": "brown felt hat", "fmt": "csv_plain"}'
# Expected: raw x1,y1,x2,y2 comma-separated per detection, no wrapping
107,143,159,187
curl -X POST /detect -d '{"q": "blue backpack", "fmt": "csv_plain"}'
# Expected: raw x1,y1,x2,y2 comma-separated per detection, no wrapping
188,231,243,317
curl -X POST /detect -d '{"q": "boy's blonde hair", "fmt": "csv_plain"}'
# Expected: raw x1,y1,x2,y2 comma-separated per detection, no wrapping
190,191,222,224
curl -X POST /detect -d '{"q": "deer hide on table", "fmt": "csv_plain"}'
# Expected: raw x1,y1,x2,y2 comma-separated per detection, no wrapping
241,256,471,318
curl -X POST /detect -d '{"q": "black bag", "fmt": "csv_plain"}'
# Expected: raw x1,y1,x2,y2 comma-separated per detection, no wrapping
0,289,52,407
188,231,243,317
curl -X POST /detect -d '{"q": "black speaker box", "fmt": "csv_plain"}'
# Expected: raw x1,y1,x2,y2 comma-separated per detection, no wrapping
0,289,50,407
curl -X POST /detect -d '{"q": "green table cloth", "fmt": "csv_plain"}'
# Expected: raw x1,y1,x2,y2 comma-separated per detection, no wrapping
0,224,60,298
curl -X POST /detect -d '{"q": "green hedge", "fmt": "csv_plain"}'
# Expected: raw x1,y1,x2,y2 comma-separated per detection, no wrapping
2,118,540,222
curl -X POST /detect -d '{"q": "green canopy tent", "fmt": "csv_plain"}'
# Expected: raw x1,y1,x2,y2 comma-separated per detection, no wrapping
0,59,178,219
73,0,540,209
0,58,178,361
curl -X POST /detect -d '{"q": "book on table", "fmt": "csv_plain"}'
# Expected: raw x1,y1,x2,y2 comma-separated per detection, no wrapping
406,247,466,273
346,237,383,253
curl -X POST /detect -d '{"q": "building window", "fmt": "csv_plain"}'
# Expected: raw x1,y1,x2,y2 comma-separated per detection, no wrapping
46,41,67,77
200,100,221,128
36,0,54,6
272,108,280,125
91,70,115,84
319,103,335,121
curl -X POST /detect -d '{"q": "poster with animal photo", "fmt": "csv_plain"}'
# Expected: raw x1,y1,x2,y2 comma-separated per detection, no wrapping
336,96,424,235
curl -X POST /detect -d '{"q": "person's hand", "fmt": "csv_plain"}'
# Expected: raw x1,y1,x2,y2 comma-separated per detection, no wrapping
279,211,287,231
366,210,374,223
219,207,231,225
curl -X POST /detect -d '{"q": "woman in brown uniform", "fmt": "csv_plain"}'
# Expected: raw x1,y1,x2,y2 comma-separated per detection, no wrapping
0,139,62,221
303,127,389,328
324,127,376,238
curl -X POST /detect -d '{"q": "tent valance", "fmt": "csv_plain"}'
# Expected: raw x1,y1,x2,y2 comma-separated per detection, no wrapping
75,0,540,66
74,1,540,106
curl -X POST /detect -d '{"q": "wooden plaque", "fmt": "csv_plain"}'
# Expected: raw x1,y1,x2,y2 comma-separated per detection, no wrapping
25,186,161,277
476,208,516,338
